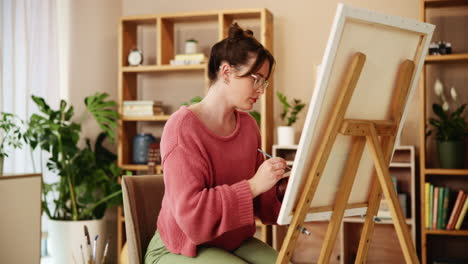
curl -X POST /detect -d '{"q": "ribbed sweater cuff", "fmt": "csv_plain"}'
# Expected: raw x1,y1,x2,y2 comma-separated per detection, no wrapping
231,180,254,226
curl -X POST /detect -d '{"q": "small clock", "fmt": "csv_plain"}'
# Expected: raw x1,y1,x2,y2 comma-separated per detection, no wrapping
128,49,143,66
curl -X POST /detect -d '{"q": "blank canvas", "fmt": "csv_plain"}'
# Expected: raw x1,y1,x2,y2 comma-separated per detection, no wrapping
277,4,434,225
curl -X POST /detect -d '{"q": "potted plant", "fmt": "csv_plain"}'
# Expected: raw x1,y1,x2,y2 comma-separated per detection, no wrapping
26,92,123,263
0,112,25,175
276,91,306,145
427,79,467,169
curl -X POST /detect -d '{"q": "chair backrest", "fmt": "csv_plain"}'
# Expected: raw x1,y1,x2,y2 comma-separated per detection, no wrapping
122,175,165,264
0,174,42,264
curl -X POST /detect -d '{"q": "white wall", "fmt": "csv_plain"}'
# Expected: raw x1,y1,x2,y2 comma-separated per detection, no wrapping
68,1,122,262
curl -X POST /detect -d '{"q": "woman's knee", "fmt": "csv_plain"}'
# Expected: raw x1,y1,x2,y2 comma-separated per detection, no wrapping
233,238,278,264
157,247,248,264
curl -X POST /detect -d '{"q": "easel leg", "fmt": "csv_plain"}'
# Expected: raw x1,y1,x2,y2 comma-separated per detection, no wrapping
318,137,366,263
354,177,382,264
276,52,366,264
355,137,392,263
366,126,419,264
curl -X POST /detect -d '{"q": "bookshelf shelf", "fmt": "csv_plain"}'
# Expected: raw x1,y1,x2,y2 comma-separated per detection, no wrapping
425,53,468,63
121,164,162,172
424,0,468,8
389,162,412,168
122,64,206,73
425,229,468,236
344,216,413,225
424,169,468,176
122,115,171,122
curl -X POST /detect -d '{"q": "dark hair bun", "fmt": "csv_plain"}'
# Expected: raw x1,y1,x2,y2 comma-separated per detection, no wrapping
228,23,253,41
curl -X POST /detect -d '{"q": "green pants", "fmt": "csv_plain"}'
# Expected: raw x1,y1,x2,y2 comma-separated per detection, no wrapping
144,230,278,264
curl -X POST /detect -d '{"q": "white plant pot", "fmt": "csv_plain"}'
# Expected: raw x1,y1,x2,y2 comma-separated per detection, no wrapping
48,219,107,264
277,126,295,146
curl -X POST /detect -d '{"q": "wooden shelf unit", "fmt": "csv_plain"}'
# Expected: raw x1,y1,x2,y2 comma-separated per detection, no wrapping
272,145,416,263
420,1,468,263
117,9,274,262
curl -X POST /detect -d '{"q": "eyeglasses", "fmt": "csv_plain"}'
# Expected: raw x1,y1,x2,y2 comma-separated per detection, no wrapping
227,65,269,90
250,73,269,90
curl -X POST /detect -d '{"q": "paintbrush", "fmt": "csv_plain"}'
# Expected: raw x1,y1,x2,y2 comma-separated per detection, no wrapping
93,235,99,264
84,225,93,264
257,148,292,171
101,237,110,264
80,244,85,264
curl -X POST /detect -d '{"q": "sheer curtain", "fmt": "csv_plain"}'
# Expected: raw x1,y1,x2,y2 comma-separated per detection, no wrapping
1,0,64,174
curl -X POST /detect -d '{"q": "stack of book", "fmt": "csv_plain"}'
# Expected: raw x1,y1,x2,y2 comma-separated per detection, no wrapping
425,183,468,230
123,101,164,116
169,53,207,65
377,175,408,219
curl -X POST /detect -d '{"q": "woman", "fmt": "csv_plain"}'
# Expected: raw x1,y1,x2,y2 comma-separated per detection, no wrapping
145,23,288,264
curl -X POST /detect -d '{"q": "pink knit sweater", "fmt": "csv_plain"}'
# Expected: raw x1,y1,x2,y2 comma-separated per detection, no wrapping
156,106,282,257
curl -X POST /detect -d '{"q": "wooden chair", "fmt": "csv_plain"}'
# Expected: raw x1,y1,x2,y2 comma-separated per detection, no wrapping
122,175,165,264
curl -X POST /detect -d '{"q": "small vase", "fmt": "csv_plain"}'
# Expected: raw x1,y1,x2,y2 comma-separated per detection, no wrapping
277,126,295,146
133,133,156,164
437,140,465,169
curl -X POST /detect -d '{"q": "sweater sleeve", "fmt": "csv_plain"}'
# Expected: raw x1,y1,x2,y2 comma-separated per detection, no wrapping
163,145,255,245
253,149,282,225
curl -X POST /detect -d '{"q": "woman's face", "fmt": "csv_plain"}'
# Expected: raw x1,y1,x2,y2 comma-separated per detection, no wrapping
228,58,270,111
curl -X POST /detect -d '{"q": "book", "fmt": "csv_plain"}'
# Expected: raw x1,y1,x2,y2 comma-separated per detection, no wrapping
123,101,164,116
453,193,467,228
437,187,445,229
123,100,162,106
425,183,431,229
433,187,439,229
174,53,206,61
170,53,207,65
429,184,434,229
455,194,468,230
441,187,450,229
447,191,465,230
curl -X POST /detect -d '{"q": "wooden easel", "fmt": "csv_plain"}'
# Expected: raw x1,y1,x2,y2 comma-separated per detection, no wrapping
276,52,419,264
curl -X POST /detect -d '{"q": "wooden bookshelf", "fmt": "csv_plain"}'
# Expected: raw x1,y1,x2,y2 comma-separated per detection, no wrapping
117,8,274,263
419,1,468,263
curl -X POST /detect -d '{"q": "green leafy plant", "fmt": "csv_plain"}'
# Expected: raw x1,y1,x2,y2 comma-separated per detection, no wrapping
277,92,306,126
0,112,25,158
249,110,261,126
181,96,203,106
427,104,467,141
26,93,122,220
426,80,467,141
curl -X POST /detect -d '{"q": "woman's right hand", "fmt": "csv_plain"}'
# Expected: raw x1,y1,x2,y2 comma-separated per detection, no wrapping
248,157,287,198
